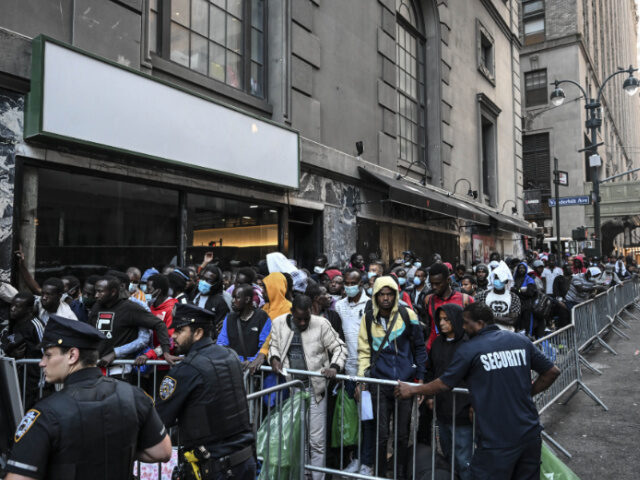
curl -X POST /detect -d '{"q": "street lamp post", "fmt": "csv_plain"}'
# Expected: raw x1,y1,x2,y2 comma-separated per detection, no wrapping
549,66,640,257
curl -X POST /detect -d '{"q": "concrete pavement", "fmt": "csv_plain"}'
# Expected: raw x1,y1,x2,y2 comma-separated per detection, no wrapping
540,307,640,479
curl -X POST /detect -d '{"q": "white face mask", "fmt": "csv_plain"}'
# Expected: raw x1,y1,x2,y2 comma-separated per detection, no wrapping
314,266,325,274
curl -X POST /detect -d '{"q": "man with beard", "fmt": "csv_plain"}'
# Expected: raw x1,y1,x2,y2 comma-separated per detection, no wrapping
474,264,490,295
396,303,560,480
156,303,256,480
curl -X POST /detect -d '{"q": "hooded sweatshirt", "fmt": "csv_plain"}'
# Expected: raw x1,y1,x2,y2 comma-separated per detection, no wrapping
357,276,427,381
427,304,472,425
258,272,292,356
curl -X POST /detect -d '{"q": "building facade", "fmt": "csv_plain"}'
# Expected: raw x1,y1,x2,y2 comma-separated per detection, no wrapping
520,0,640,253
0,0,530,283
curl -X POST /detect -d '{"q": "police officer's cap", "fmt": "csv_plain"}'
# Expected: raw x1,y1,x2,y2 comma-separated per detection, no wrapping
170,303,216,330
39,314,106,350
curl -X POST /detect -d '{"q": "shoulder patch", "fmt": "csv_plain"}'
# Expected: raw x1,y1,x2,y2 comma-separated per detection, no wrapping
15,409,41,442
159,376,177,401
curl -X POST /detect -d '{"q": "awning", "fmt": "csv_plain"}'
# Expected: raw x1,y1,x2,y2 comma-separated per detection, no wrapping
358,167,490,225
476,206,537,237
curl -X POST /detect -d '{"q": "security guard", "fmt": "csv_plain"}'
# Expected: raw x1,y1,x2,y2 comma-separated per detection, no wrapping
156,303,255,480
4,314,172,480
396,302,561,480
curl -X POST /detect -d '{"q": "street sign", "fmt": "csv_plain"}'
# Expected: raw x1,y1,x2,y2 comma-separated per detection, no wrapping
557,171,568,186
548,195,591,207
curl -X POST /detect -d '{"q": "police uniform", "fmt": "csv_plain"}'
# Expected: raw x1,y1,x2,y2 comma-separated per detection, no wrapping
156,304,255,480
5,315,168,480
439,324,555,480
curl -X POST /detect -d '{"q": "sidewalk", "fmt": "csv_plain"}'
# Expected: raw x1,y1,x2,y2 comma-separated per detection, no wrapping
540,308,640,479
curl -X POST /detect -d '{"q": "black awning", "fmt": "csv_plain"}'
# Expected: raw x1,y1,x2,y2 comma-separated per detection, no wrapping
476,206,537,237
358,167,490,225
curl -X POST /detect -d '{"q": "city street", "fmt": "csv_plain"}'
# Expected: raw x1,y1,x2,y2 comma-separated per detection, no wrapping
541,307,640,479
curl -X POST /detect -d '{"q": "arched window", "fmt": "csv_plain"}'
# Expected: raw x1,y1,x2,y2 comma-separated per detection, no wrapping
396,0,426,170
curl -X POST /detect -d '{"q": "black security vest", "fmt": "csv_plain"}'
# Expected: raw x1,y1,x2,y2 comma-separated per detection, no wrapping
179,343,253,448
44,371,139,480
226,310,268,358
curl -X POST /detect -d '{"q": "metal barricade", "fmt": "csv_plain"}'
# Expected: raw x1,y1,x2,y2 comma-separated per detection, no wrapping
572,299,596,352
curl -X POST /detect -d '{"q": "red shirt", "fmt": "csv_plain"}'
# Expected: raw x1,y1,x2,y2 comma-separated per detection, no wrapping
424,290,473,351
146,298,178,362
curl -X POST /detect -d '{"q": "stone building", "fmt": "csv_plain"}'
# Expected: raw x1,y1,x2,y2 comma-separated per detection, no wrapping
0,0,531,283
520,0,640,253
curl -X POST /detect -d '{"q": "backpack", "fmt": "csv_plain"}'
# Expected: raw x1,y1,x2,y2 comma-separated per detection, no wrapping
363,303,416,374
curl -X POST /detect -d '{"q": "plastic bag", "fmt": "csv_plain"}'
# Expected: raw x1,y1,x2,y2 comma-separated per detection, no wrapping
330,389,359,448
257,390,309,480
540,442,581,480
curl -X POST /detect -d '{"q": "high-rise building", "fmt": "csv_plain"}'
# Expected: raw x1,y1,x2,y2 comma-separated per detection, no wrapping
0,0,531,283
520,0,640,253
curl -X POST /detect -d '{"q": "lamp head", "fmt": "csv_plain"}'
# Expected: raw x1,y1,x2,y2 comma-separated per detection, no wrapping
550,85,566,106
623,75,640,96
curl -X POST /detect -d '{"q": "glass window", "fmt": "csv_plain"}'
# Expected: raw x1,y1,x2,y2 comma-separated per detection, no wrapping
34,169,179,283
523,0,545,45
186,194,279,268
524,69,547,107
153,0,266,98
396,1,426,170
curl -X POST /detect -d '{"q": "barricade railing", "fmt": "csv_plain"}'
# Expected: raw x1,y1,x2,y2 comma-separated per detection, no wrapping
531,324,607,458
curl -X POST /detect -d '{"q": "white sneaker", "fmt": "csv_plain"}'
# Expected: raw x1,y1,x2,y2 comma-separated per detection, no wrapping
344,459,360,473
358,464,373,476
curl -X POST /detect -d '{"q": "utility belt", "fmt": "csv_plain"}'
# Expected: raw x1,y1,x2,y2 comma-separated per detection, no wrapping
172,445,254,480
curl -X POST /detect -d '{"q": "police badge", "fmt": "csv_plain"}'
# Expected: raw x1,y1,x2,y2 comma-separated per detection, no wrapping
159,376,177,400
14,409,40,442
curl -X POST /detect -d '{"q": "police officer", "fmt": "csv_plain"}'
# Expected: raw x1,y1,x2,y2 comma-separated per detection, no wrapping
4,315,172,480
395,302,561,480
156,304,255,480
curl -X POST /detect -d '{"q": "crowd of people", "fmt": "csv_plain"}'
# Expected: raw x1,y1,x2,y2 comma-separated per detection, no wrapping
0,247,637,479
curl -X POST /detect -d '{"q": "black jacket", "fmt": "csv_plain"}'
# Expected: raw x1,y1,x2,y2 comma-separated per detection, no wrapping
89,298,171,357
426,303,472,425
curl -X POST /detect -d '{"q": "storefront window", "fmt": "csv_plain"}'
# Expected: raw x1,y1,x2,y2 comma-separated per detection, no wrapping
186,193,279,268
35,168,179,282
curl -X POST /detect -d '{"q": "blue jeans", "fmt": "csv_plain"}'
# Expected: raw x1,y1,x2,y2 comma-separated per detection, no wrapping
438,422,473,480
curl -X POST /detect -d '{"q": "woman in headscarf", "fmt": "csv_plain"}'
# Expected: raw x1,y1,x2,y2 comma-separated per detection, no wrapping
247,272,292,373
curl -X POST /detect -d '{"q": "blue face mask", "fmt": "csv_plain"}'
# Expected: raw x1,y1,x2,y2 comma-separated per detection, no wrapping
344,285,360,298
398,277,406,286
413,277,422,286
366,287,373,296
145,293,154,303
414,262,422,268
198,279,212,295
140,284,147,293
368,271,378,279
128,283,138,293
493,279,505,290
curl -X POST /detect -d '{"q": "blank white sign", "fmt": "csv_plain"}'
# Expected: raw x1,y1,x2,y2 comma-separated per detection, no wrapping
39,41,299,188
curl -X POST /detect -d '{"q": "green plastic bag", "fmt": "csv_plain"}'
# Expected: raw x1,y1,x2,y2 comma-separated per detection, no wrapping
330,389,359,448
256,390,309,480
541,442,581,480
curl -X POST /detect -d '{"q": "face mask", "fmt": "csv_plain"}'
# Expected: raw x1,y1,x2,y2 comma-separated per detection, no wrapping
128,283,138,293
398,277,406,286
404,262,412,267
140,284,147,293
413,262,422,268
366,287,373,296
145,293,154,303
493,279,505,290
198,280,212,295
413,277,422,286
368,271,378,279
344,285,360,298
314,266,325,274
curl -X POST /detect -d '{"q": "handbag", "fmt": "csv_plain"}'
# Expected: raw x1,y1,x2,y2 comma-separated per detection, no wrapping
533,292,553,318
